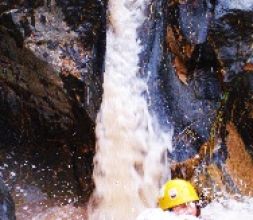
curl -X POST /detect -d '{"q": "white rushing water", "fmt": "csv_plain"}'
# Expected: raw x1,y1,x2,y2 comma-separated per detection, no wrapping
138,196,253,220
88,0,171,219
202,197,253,220
215,0,253,17
137,208,199,220
222,0,253,10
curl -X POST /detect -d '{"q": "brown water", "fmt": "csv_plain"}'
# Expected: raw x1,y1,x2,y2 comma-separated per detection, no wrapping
87,0,171,219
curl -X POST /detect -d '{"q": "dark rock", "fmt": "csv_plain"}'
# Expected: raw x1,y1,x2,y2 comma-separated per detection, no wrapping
0,10,25,47
46,40,59,50
0,179,16,220
39,14,47,24
165,3,219,146
73,145,95,203
161,0,253,196
189,68,220,100
139,0,220,161
210,6,253,82
1,0,107,123
227,74,253,158
0,0,105,214
160,57,219,161
55,0,106,121
151,0,253,167
0,26,75,143
171,127,203,162
0,25,96,209
178,0,214,44
19,15,32,37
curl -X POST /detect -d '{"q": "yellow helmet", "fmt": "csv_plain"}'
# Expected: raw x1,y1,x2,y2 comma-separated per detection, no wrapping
158,179,199,210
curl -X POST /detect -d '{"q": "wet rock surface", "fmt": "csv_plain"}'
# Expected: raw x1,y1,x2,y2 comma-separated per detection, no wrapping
211,8,253,82
0,179,16,220
0,26,75,142
0,0,106,217
136,0,253,198
152,0,253,197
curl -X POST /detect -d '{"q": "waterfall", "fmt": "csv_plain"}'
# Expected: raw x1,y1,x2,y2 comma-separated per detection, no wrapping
87,0,253,220
88,0,172,219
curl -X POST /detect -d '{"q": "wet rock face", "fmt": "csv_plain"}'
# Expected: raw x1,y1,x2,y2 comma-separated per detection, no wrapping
178,0,214,44
156,0,220,161
162,61,220,162
56,0,106,121
0,25,87,207
157,0,253,161
1,0,106,122
229,75,253,158
159,0,253,196
0,0,106,212
0,179,16,220
211,7,253,82
50,0,107,121
0,26,75,142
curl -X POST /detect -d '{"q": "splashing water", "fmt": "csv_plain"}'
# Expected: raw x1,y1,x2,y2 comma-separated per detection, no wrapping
137,208,199,220
215,0,253,17
88,0,171,219
218,0,253,10
137,196,253,220
31,205,87,220
201,197,253,220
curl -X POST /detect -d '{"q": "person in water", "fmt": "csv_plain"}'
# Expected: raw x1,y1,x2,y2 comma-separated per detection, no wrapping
158,179,201,217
